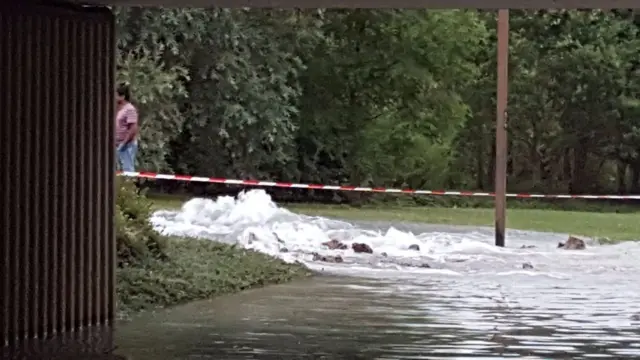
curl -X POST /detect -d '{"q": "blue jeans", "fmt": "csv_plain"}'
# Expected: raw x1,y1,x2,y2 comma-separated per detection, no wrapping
117,141,138,172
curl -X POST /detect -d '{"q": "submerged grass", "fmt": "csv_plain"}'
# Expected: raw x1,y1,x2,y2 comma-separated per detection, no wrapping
149,195,640,242
117,236,312,316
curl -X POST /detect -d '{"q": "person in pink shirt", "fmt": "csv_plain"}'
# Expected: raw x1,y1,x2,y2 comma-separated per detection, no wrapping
115,84,139,172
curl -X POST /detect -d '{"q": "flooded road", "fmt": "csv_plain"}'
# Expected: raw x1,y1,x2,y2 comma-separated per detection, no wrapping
116,275,640,359
118,217,640,359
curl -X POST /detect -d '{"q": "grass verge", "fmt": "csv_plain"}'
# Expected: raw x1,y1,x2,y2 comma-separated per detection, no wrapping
287,204,639,242
116,179,312,317
117,236,312,317
149,195,639,242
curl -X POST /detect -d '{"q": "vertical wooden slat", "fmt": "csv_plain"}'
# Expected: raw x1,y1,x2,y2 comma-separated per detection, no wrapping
67,17,79,332
86,21,96,326
1,10,13,347
1,3,115,356
38,13,51,338
76,16,87,330
0,9,9,347
10,8,23,344
80,15,90,329
25,13,39,340
95,21,107,323
33,13,42,338
20,11,32,336
50,15,62,336
58,15,70,334
18,10,29,338
106,17,117,326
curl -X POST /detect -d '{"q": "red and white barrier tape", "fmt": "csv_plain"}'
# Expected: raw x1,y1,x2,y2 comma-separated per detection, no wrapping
117,171,640,200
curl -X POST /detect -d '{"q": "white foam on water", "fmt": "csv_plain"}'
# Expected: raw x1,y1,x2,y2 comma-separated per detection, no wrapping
150,190,520,271
150,189,640,282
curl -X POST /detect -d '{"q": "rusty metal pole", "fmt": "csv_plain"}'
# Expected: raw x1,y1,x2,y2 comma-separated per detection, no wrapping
495,9,509,247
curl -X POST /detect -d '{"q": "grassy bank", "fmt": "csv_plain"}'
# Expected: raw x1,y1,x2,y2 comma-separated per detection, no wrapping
117,237,311,316
116,179,312,317
149,195,640,242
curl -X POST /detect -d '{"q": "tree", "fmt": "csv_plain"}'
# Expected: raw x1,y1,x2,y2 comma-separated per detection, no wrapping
113,8,640,203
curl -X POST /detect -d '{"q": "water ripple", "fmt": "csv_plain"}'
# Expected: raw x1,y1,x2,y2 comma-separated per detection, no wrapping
117,222,640,359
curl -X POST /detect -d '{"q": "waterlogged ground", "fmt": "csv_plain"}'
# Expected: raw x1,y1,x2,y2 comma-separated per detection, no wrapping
117,191,640,359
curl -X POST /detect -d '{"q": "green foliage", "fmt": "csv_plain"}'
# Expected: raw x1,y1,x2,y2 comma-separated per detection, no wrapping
114,8,640,204
116,238,312,316
117,49,189,172
115,177,168,265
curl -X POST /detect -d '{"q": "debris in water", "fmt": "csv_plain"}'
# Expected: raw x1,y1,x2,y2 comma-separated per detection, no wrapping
558,235,586,250
312,252,343,263
273,232,285,244
322,239,348,250
352,243,373,254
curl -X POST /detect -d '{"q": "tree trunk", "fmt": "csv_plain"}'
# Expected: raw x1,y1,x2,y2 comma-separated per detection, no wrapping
475,144,484,190
569,145,588,194
631,163,640,193
617,160,627,194
562,148,572,189
487,142,496,189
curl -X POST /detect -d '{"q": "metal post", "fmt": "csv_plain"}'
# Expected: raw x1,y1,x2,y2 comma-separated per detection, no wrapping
495,9,509,247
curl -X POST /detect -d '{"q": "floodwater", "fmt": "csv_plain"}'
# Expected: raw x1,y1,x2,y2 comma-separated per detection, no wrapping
116,192,640,359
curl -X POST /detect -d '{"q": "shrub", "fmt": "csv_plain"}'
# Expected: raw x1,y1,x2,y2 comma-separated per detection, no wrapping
115,177,167,266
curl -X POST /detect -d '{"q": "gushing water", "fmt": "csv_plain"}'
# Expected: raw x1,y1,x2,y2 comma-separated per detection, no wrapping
120,189,640,358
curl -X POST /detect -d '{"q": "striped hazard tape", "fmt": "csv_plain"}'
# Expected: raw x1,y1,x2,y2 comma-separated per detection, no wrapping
116,171,640,200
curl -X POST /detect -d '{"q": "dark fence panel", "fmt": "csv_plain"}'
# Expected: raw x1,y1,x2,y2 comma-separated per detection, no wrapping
0,3,115,358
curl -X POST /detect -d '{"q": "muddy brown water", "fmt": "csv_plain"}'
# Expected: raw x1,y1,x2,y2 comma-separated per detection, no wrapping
116,222,640,359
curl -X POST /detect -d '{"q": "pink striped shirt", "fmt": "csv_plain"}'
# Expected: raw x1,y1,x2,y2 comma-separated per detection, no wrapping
115,103,138,143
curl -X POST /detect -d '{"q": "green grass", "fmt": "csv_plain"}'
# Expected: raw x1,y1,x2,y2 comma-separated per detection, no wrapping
287,204,639,242
117,236,312,317
148,195,640,242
